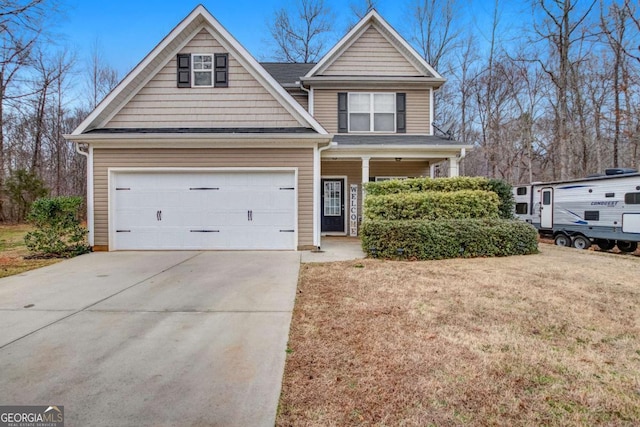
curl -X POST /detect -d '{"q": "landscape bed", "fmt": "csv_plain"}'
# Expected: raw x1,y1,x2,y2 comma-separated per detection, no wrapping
278,245,640,426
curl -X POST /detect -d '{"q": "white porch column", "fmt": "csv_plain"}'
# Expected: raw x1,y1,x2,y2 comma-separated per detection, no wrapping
430,163,436,178
449,157,460,177
361,156,370,212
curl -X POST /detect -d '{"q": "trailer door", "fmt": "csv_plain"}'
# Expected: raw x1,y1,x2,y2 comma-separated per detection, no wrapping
540,187,553,229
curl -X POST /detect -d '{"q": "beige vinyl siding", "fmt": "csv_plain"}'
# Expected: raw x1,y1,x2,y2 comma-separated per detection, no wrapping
321,160,429,224
285,89,309,110
93,148,314,249
314,89,430,133
105,29,301,129
322,26,420,76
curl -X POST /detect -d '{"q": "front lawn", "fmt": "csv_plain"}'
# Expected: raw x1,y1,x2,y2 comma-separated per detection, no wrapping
0,224,60,278
278,245,640,426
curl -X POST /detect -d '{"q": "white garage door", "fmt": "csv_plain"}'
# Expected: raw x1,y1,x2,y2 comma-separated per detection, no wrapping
112,171,296,250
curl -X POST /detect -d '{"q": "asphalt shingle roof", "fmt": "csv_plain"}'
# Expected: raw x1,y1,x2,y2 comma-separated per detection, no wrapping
260,62,316,86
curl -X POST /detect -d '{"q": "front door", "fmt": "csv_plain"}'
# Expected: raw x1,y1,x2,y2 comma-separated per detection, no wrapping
540,187,553,229
321,178,345,233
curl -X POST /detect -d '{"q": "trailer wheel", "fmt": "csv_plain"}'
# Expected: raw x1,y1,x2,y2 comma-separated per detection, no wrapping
572,235,591,250
595,239,615,251
554,234,571,247
616,241,638,253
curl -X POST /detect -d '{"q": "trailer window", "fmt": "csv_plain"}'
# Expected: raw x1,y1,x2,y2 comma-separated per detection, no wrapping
625,193,640,204
515,203,528,214
584,211,600,221
542,191,551,205
516,187,527,196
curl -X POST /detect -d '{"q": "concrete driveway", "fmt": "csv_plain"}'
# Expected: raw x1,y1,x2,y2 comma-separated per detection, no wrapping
0,251,299,426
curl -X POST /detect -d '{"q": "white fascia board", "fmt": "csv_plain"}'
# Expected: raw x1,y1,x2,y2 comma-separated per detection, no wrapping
64,133,332,149
321,145,473,159
299,76,446,87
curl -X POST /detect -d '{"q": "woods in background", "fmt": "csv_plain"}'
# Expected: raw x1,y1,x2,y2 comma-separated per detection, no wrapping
1,0,639,221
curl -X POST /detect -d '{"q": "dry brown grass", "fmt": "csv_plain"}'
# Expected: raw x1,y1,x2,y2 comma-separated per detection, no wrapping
0,224,59,278
278,245,640,426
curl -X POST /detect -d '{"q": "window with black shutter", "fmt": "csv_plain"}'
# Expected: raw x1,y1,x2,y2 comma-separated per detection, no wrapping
177,53,191,88
214,53,228,87
396,93,406,133
338,93,348,133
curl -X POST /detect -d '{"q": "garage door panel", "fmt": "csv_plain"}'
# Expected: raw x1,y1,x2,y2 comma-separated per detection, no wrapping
112,171,296,250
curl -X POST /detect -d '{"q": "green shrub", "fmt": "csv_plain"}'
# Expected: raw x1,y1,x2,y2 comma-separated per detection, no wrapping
487,179,515,219
5,169,49,221
364,190,500,221
24,196,90,257
361,219,538,260
364,177,515,219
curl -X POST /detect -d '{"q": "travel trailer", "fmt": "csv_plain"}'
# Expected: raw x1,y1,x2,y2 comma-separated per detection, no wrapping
513,169,640,252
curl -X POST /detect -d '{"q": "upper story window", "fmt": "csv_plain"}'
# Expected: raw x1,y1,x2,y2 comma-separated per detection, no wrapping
176,53,229,88
193,54,213,86
348,93,395,132
338,92,405,134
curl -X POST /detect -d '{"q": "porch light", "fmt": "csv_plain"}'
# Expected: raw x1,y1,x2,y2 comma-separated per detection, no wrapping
395,157,402,162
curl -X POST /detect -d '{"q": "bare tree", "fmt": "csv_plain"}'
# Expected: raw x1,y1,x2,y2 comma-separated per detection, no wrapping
0,0,57,219
86,40,118,109
407,0,462,72
531,0,597,179
620,0,640,62
268,0,334,63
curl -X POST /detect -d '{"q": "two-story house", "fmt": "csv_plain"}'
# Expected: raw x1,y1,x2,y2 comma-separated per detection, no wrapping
66,5,471,251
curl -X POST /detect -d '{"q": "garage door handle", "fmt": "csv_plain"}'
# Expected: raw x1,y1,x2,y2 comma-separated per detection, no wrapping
248,210,253,221
280,230,295,233
190,230,220,233
157,210,162,221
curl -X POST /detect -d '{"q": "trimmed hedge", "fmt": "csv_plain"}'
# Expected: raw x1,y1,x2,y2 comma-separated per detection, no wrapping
364,177,514,219
361,219,539,260
364,190,500,221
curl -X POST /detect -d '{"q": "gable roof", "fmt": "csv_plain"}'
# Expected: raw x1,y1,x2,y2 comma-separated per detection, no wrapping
71,5,327,136
303,10,445,85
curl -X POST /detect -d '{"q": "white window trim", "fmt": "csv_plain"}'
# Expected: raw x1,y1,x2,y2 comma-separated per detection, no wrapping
348,92,396,133
192,53,213,87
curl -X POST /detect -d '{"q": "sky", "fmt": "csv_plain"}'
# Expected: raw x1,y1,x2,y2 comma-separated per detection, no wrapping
54,0,519,77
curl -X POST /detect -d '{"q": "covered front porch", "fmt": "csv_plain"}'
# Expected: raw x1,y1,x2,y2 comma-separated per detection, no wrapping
318,140,468,237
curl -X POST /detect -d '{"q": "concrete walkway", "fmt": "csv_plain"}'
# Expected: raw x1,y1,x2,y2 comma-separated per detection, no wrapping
0,251,299,427
301,237,366,263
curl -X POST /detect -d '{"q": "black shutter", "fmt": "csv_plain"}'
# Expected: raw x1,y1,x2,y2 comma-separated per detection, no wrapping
338,92,348,133
396,93,406,133
177,54,191,88
214,53,228,87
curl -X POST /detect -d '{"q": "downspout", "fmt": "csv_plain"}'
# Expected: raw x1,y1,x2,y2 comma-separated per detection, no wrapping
313,140,335,249
75,142,94,247
298,81,313,115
